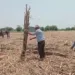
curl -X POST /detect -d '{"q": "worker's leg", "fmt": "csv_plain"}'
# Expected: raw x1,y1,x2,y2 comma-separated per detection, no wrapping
40,41,45,58
38,41,45,59
38,42,41,58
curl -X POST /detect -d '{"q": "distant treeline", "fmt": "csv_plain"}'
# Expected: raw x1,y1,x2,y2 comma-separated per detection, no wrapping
40,25,75,31
0,25,75,32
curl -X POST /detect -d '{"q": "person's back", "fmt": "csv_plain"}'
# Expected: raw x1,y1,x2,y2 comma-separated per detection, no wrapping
35,29,45,42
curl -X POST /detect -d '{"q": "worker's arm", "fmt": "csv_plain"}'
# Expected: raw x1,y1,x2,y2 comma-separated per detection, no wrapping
28,32,36,35
30,37,36,40
24,29,35,35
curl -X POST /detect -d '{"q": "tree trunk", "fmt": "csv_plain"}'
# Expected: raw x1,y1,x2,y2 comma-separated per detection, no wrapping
20,4,30,61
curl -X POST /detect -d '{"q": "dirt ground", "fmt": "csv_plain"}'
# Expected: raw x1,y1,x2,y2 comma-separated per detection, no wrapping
0,31,75,75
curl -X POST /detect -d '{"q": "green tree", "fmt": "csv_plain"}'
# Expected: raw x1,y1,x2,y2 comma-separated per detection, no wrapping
5,27,14,31
71,26,75,30
49,25,58,31
65,27,71,31
45,25,50,31
16,25,22,32
59,28,65,31
40,27,45,31
0,27,14,31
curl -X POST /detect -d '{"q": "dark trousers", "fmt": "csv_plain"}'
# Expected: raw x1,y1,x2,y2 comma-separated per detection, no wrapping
38,40,45,58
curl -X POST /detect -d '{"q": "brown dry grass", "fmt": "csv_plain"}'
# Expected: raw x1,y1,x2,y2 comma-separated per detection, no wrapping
0,31,75,75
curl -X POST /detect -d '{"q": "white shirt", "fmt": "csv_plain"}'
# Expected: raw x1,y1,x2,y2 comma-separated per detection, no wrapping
35,29,45,42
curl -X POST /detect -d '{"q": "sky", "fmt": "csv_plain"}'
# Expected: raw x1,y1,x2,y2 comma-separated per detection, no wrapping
0,0,75,29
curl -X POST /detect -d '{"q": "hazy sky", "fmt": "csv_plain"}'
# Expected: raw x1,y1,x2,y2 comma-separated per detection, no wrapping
0,0,75,28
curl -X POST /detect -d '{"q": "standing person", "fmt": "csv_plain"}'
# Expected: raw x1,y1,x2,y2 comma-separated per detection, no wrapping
28,25,45,61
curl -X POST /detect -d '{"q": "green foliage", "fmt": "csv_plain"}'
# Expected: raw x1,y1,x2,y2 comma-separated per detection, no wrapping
44,25,58,31
60,26,75,31
45,25,50,31
5,27,14,31
16,25,23,32
29,27,35,32
49,25,58,31
0,27,14,31
59,28,65,31
65,27,71,31
71,26,75,30
1,25,75,32
40,27,45,31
